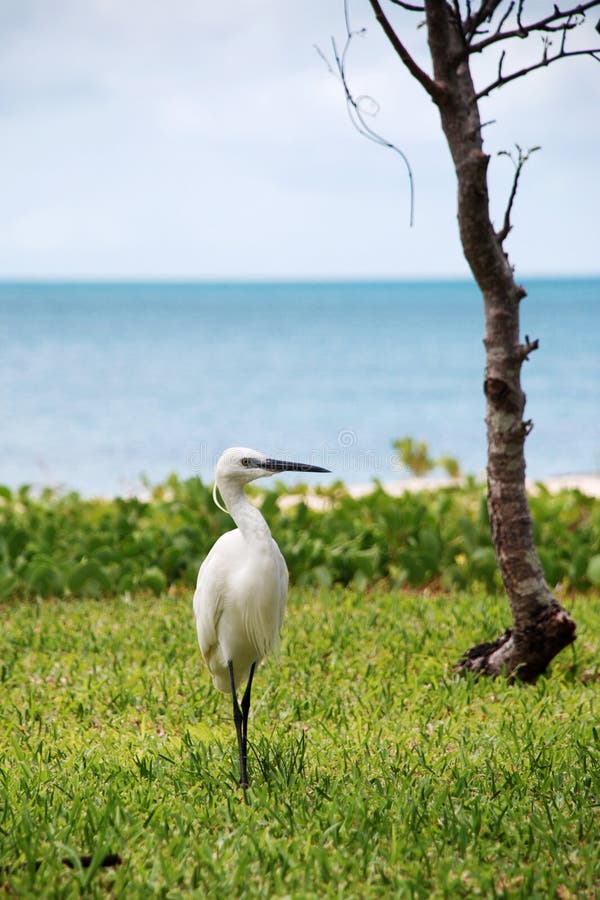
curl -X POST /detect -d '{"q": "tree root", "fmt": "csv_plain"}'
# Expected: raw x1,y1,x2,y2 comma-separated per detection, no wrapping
456,602,576,682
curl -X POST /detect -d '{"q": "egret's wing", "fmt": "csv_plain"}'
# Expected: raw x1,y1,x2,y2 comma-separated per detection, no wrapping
274,543,289,635
193,551,225,667
193,529,242,671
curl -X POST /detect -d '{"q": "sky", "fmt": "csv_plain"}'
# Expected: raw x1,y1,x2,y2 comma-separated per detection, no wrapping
2,0,599,280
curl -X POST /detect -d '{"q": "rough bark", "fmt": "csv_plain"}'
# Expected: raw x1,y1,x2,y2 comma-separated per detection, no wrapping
427,0,576,679
370,0,578,679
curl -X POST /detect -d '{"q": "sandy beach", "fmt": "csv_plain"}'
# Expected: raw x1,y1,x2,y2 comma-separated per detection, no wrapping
277,473,600,511
355,473,600,499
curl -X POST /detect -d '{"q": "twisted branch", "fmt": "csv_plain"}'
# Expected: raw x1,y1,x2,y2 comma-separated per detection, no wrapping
316,0,417,225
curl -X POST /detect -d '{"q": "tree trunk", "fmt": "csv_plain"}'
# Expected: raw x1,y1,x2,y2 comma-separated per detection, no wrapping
423,0,576,680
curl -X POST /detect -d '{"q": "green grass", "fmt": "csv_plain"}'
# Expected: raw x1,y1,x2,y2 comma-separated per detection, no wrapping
1,587,599,898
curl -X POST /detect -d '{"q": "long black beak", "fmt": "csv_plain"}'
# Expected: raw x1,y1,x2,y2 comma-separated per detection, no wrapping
262,458,330,473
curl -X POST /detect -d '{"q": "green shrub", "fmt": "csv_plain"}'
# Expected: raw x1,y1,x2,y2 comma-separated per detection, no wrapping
0,473,598,598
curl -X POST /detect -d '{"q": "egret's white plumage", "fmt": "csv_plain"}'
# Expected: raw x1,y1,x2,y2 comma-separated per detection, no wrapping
194,481,288,692
193,446,328,785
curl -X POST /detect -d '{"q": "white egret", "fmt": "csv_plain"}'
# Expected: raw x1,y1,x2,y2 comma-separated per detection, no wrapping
193,447,329,786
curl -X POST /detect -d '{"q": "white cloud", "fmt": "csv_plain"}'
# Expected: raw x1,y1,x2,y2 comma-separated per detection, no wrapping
0,0,598,277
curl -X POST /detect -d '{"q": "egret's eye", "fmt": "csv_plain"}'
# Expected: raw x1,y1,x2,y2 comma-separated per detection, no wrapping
240,456,262,469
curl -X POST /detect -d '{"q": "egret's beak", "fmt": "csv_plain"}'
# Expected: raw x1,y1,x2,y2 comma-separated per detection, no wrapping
262,459,330,474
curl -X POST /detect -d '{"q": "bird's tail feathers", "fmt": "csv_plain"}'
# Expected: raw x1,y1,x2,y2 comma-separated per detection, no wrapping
212,671,233,693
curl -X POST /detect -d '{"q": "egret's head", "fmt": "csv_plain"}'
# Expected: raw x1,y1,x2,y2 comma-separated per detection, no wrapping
215,447,329,487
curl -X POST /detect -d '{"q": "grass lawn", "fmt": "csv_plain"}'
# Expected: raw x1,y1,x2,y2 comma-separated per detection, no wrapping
0,586,598,898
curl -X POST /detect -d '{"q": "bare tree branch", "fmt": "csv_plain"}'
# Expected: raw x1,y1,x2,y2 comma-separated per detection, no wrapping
517,334,540,363
495,144,540,244
469,0,600,53
495,1,516,36
477,44,600,99
387,0,425,11
367,0,446,101
450,0,469,39
464,0,507,39
316,0,416,225
498,47,506,79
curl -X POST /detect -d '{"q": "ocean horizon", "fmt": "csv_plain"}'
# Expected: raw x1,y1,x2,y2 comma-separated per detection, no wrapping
1,277,598,497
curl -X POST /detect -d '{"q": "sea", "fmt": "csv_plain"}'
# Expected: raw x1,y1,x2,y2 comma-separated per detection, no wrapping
0,279,598,497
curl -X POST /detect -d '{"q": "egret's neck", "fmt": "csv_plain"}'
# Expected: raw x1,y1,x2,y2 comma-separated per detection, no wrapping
217,479,272,546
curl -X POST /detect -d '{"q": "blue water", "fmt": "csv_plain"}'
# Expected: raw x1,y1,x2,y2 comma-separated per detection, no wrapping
0,280,598,496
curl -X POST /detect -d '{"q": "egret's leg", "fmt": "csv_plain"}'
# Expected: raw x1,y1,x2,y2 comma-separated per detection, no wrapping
227,660,248,786
240,662,256,761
